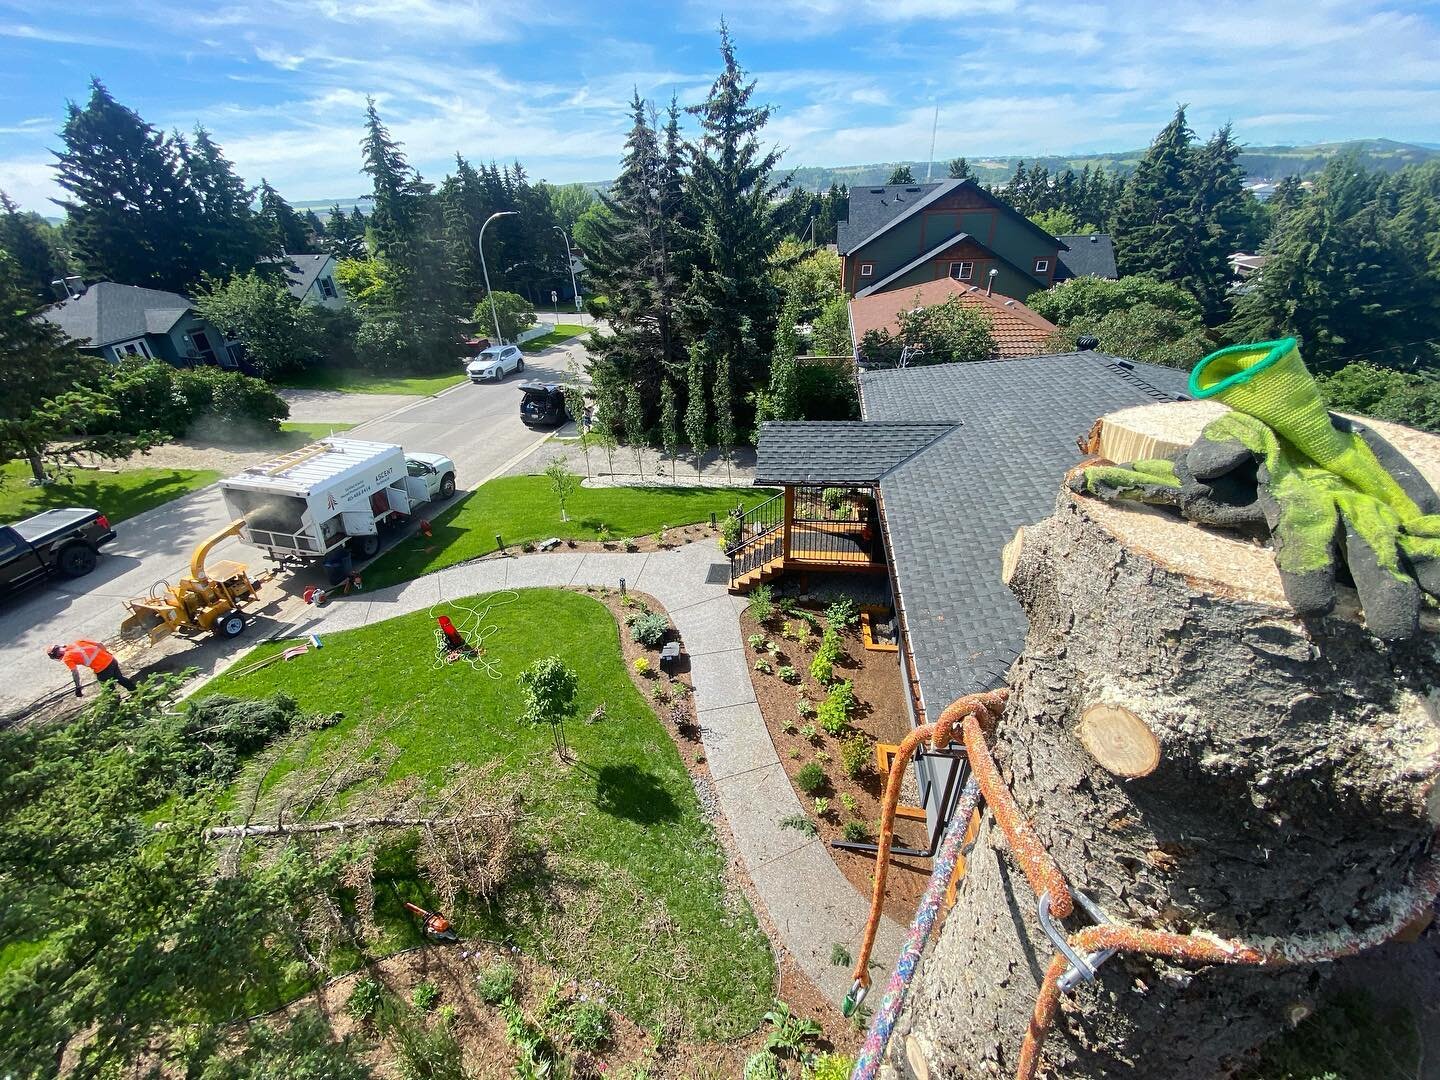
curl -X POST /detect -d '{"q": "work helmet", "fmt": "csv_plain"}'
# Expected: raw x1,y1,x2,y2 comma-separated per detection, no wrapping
47,644,64,659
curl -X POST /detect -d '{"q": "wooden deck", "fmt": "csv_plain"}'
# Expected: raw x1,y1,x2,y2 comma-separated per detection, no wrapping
729,490,887,591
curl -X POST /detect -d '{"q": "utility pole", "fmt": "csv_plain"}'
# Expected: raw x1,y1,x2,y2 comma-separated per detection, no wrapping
480,211,517,341
925,103,939,182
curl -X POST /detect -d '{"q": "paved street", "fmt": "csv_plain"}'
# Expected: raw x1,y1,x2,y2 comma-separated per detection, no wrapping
0,339,587,716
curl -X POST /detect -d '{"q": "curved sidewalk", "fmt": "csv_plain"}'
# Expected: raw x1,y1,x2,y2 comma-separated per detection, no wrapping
294,540,906,1005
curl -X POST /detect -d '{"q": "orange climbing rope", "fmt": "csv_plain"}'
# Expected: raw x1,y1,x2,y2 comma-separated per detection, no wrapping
847,689,1010,1010
849,688,1440,1080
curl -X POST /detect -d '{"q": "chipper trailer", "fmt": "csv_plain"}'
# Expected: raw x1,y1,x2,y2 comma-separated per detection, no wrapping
120,518,266,643
217,438,457,564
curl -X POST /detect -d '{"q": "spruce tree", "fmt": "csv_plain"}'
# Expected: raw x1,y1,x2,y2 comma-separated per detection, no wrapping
52,80,200,291
181,127,266,275
0,190,68,304
947,157,972,180
887,165,916,185
257,180,314,256
683,25,794,425
1113,107,1195,283
321,206,367,260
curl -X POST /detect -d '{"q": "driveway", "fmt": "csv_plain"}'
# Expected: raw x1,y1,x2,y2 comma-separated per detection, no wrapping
0,338,588,717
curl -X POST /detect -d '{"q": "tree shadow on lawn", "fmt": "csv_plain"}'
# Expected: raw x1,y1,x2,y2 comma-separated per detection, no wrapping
592,764,679,825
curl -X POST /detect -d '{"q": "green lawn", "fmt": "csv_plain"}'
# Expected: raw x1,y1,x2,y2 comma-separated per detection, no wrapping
519,323,589,353
203,589,774,1039
275,368,467,395
0,459,220,526
364,474,773,589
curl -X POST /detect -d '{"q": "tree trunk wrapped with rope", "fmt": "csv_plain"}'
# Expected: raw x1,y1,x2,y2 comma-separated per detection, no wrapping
886,465,1440,1079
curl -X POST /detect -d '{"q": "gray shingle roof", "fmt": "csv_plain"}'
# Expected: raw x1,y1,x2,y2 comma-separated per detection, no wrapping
836,182,944,254
862,354,1191,717
755,422,954,485
261,253,332,300
1055,233,1118,280
39,281,192,348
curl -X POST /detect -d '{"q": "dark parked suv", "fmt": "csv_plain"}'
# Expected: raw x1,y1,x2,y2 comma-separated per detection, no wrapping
0,507,116,596
519,382,569,427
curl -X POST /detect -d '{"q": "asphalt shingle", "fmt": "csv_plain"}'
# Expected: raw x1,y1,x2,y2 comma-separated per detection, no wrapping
261,253,332,301
1055,233,1118,280
862,354,1191,716
754,421,955,485
40,281,192,347
836,181,945,254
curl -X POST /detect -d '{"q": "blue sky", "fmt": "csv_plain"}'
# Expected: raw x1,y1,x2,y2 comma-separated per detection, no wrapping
2,0,1439,212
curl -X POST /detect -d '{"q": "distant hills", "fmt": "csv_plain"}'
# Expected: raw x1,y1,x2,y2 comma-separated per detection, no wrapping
290,139,1440,217
776,138,1440,192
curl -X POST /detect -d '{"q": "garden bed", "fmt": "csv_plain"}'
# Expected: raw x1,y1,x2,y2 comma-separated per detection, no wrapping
740,592,931,925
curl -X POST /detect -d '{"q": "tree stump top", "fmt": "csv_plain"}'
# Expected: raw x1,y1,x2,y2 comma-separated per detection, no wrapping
1084,402,1440,619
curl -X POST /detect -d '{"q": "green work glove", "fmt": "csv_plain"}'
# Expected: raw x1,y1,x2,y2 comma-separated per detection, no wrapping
1074,410,1440,639
1189,338,1432,523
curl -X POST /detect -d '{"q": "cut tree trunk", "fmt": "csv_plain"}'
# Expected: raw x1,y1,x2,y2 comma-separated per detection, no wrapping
887,431,1440,1079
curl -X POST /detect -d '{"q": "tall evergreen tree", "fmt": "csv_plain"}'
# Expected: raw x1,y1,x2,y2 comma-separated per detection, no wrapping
257,179,314,255
180,126,266,275
683,25,795,426
947,157,972,180
887,165,916,185
0,190,68,304
320,205,367,260
52,80,201,291
1184,123,1250,324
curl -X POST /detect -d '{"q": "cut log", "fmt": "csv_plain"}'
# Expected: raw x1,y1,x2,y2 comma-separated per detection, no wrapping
202,811,503,840
888,460,1440,1080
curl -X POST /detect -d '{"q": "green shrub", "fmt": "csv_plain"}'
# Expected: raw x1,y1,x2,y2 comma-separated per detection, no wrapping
748,633,767,651
108,360,289,441
748,583,775,623
754,659,773,675
566,1001,613,1052
392,1012,468,1080
810,627,842,684
346,976,384,1024
806,1053,858,1080
779,812,817,836
841,820,869,844
839,792,859,816
411,980,440,1011
777,665,800,684
795,761,826,794
799,722,820,744
839,733,872,779
475,960,519,1004
813,796,830,817
796,698,816,719
825,597,859,632
720,514,743,550
745,1052,783,1080
476,290,536,343
630,612,669,647
817,681,854,736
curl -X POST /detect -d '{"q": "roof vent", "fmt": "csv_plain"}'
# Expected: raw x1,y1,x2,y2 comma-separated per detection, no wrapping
62,276,86,298
905,186,922,193
1003,299,1015,307
869,188,885,194
1076,334,1100,352
1090,234,1100,242
1115,359,1134,370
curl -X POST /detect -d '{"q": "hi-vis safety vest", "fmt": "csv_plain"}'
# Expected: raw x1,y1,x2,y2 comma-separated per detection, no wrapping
62,639,115,673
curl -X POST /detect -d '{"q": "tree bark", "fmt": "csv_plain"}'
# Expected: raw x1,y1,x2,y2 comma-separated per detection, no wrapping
889,482,1440,1080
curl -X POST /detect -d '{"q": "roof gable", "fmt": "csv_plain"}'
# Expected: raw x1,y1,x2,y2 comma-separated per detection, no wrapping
39,281,192,347
838,178,1068,258
262,252,333,300
754,421,955,485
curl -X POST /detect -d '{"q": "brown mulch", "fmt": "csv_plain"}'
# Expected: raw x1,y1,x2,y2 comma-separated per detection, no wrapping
741,603,933,927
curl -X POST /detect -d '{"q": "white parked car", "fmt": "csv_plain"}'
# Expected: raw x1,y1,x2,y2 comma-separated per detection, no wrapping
467,344,525,382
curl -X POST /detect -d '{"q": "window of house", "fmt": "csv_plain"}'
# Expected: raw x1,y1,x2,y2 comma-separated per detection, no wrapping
319,276,338,299
1034,257,1050,274
112,338,152,360
221,341,243,369
859,262,874,277
187,329,219,366
949,261,974,281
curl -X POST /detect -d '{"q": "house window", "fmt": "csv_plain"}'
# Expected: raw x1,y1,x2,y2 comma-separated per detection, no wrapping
221,342,243,369
319,276,338,299
949,261,974,281
112,338,152,360
1034,257,1050,274
859,262,874,278
187,329,219,366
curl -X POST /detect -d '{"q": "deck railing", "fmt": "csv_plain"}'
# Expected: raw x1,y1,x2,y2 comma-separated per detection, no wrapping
726,491,784,581
791,485,883,567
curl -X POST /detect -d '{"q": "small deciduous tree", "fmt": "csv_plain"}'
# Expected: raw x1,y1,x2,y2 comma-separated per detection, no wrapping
623,385,647,478
563,384,592,478
859,293,997,367
477,291,536,343
684,348,709,479
658,377,681,478
194,270,323,379
544,455,579,522
518,656,579,759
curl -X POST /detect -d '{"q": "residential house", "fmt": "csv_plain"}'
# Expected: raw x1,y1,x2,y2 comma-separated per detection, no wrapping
848,277,1058,360
262,252,346,308
1054,233,1118,281
737,350,1190,849
39,280,239,368
836,179,1066,303
1228,252,1269,280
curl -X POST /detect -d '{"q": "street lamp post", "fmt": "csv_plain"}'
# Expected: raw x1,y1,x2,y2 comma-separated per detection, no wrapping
553,226,581,316
479,210,517,341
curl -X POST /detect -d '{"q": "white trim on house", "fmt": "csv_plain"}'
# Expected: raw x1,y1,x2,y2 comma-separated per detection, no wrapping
111,337,153,360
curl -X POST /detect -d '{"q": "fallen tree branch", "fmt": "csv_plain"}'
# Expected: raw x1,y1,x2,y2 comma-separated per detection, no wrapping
201,811,504,841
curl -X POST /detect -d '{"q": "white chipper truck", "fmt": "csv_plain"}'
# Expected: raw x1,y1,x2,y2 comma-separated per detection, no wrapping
218,438,456,563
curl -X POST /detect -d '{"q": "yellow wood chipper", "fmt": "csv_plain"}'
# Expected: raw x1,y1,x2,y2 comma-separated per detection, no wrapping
120,519,269,643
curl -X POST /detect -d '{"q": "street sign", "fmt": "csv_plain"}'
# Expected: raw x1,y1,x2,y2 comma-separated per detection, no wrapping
550,290,558,304
574,294,583,312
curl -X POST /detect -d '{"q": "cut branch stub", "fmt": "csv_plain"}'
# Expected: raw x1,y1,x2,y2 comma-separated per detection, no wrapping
1077,703,1160,778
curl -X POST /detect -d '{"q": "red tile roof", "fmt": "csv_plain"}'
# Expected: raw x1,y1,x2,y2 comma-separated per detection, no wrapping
847,277,1058,359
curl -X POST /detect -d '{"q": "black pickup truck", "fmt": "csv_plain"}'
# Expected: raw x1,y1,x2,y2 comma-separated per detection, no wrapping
0,508,116,596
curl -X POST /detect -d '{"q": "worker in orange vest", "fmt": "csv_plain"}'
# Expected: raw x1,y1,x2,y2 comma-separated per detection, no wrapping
46,639,137,696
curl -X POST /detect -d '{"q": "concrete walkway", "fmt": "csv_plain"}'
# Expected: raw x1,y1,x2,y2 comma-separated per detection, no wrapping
286,540,905,1005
